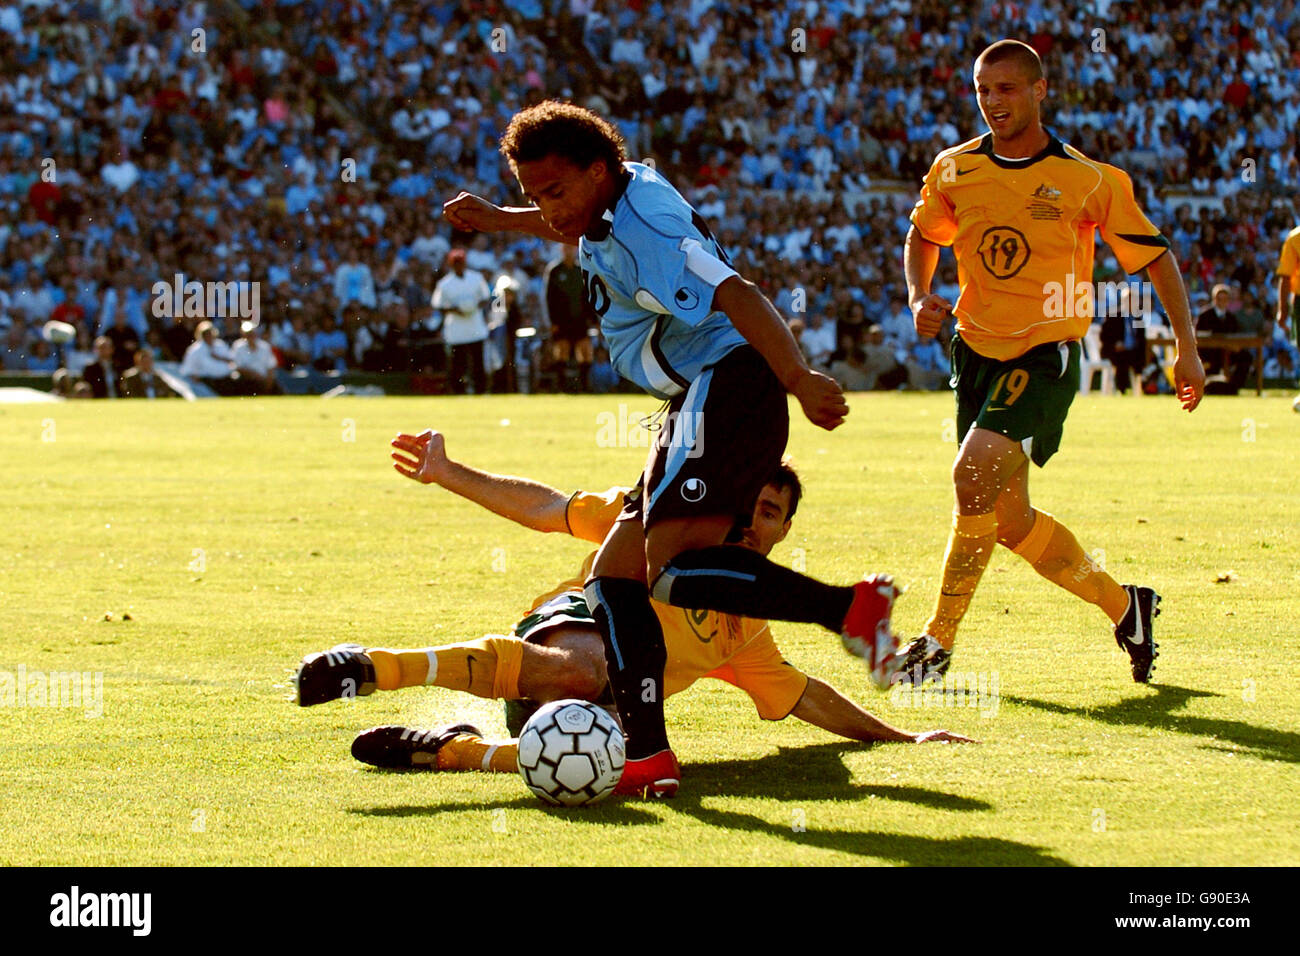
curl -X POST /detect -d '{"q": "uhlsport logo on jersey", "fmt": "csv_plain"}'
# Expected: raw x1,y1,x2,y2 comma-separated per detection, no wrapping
680,477,707,502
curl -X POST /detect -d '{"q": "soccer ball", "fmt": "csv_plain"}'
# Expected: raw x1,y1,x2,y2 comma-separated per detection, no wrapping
517,699,624,806
1292,394,1300,413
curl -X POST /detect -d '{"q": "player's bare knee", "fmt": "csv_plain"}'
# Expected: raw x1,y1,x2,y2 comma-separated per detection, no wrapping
953,460,997,512
535,655,605,702
528,628,607,702
565,668,608,702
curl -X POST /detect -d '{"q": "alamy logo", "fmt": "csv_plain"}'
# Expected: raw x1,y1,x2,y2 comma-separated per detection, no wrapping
1042,275,1154,320
595,404,704,459
151,273,260,324
0,666,102,718
49,886,151,936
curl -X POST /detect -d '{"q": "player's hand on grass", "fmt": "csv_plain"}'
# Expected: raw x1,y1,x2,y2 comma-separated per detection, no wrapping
911,293,953,339
1171,348,1205,412
913,729,978,744
443,192,506,233
792,369,848,430
391,429,451,484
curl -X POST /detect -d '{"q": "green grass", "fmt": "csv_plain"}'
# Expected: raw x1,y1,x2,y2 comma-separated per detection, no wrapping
1,391,1297,865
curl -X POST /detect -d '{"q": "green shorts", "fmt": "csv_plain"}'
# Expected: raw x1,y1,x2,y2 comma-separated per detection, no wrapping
512,592,595,643
950,333,1080,467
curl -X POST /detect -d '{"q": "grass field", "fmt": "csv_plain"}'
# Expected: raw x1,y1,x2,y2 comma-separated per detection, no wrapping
1,391,1297,866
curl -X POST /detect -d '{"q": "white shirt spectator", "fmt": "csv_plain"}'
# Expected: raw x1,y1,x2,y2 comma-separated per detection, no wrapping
801,317,836,368
259,46,288,77
181,338,235,379
432,269,490,346
410,230,450,266
0,6,22,35
333,259,377,309
642,65,666,101
232,101,259,130
65,342,94,376
231,336,277,377
881,305,918,351
611,34,647,68
101,158,141,193
418,103,451,133
391,108,423,141
781,227,812,261
826,223,859,254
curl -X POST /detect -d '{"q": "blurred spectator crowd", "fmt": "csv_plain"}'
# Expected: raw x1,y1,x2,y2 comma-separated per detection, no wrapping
1,0,1298,397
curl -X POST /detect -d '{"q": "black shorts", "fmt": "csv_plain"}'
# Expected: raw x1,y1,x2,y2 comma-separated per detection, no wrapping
551,319,589,345
618,344,789,531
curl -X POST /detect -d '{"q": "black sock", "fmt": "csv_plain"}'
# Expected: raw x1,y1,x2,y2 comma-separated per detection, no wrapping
652,546,854,633
583,576,670,759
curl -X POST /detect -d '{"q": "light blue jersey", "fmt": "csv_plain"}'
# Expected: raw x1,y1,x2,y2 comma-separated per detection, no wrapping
578,162,746,400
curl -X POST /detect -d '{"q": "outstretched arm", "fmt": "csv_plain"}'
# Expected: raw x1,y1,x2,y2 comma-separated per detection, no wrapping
789,677,976,744
443,191,573,245
390,429,570,533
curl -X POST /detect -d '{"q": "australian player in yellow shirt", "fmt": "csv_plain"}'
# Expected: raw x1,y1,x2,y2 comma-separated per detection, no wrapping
1273,224,1300,408
898,39,1205,685
293,429,971,775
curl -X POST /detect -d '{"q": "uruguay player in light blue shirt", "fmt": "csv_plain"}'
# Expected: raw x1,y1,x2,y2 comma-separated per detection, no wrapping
444,102,900,797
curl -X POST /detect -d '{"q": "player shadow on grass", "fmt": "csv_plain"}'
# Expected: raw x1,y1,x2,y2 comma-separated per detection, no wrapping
1003,685,1300,764
679,743,992,810
352,796,663,826
350,744,1069,865
665,744,1068,866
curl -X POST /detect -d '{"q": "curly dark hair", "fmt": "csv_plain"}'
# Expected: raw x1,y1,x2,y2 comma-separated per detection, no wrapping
499,100,628,173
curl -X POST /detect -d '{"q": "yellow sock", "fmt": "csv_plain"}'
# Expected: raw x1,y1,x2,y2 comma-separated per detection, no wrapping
1013,511,1129,623
924,511,999,648
436,734,519,774
368,635,524,698
367,648,437,690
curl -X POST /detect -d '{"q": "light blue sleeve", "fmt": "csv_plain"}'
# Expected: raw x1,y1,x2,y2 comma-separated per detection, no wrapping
621,202,738,327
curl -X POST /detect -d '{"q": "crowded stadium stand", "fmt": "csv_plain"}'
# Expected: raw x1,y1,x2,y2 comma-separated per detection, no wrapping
1,0,1298,397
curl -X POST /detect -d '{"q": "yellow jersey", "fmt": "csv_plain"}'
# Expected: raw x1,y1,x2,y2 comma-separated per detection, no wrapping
1275,225,1300,295
523,487,809,720
911,133,1170,360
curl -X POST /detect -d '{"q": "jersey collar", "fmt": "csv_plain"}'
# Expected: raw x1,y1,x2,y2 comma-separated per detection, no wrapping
976,130,1070,169
583,166,632,242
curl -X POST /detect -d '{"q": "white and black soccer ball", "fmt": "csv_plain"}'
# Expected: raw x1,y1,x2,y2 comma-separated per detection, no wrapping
517,699,624,806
